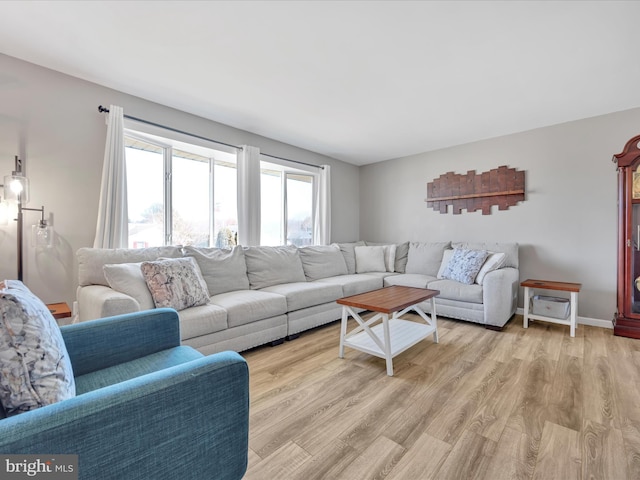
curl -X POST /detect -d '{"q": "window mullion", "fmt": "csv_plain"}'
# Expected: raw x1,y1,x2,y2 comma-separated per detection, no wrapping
209,159,215,247
165,146,172,245
282,173,287,245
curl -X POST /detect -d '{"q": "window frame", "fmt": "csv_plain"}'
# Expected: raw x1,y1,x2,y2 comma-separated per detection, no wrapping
123,128,237,248
260,156,317,246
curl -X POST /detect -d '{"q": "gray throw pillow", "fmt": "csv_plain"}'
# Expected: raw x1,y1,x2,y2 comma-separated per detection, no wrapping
0,280,76,416
333,241,365,274
441,249,489,285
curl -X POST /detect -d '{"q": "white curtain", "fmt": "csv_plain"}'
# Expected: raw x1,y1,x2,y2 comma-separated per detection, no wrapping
237,145,261,246
93,105,128,248
313,164,331,245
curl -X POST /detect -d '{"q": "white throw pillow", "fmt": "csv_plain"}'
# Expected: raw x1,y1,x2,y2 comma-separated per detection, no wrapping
437,249,455,279
475,252,507,284
355,246,386,273
383,244,397,272
103,262,156,311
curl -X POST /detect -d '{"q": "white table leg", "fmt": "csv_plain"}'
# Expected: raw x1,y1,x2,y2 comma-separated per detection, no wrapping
430,297,439,343
523,286,530,329
339,306,348,358
382,313,393,376
570,291,577,338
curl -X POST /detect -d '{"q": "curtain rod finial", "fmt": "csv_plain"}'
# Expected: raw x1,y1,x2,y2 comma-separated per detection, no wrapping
98,105,110,113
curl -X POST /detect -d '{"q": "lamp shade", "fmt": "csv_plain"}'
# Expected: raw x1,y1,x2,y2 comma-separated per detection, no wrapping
4,173,29,204
32,222,54,248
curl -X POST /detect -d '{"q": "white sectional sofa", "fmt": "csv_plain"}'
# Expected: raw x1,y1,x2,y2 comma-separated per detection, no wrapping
76,241,519,355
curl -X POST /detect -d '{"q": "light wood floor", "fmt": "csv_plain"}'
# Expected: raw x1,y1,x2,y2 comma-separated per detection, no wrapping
241,313,640,480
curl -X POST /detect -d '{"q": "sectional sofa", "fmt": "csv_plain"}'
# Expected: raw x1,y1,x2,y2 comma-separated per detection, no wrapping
76,241,519,355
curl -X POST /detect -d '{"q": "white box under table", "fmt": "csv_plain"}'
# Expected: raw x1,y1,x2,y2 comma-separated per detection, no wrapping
337,286,440,376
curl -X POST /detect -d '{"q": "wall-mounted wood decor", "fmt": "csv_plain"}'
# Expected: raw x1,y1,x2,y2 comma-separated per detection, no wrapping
426,165,525,215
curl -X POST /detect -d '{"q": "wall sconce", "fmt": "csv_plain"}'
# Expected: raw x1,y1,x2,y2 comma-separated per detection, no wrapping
3,156,54,281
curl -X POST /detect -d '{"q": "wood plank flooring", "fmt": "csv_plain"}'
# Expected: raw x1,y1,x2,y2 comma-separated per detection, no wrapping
241,314,640,479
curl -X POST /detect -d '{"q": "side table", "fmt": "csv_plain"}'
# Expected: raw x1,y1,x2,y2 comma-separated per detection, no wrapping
521,279,581,337
46,302,72,321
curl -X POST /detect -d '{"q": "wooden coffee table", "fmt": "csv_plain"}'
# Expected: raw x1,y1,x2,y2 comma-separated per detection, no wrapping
337,285,440,376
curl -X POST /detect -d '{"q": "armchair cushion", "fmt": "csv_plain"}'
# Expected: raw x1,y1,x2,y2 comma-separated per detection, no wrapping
0,280,75,416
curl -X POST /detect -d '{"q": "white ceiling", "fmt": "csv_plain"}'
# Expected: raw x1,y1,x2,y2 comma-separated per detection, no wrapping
1,1,639,166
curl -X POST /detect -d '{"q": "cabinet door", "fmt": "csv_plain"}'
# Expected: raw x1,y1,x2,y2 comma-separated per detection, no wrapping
630,201,640,314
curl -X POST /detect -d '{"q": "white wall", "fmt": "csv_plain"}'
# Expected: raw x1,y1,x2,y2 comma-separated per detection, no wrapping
0,53,360,306
360,108,640,322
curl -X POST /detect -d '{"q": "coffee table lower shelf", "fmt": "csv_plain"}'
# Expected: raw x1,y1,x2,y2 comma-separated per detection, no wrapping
342,318,436,359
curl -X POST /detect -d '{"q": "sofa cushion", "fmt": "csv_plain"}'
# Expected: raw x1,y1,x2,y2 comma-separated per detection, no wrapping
209,290,288,328
405,242,451,276
260,282,343,311
0,280,76,416
243,246,306,289
384,273,436,288
315,274,383,297
427,279,484,304
298,245,348,281
476,252,507,284
355,246,386,273
178,304,228,341
77,246,183,286
440,249,489,285
452,242,519,269
141,257,210,311
333,241,365,274
183,246,250,295
103,262,155,310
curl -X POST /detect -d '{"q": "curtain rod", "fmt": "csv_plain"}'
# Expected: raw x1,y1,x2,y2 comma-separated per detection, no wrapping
98,105,323,170
98,105,240,151
260,152,323,170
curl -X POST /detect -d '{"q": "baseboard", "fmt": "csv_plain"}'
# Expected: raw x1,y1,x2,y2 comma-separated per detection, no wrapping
515,308,612,329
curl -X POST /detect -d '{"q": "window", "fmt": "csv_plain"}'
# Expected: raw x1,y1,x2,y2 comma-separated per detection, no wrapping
124,132,237,248
260,160,314,246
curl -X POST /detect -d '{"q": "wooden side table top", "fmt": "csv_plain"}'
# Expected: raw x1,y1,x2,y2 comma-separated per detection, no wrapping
47,302,72,320
520,279,582,293
337,286,440,314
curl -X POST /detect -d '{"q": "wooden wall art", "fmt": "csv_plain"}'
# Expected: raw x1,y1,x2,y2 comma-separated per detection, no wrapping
426,165,525,215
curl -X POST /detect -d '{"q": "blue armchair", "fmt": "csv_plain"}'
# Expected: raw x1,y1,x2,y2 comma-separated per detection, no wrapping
0,308,249,480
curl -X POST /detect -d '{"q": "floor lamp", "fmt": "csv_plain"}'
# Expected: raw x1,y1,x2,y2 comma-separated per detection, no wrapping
4,156,54,282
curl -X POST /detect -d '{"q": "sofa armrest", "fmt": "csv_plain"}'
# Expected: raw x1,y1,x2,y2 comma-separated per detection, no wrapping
61,308,181,376
0,351,249,480
482,267,519,328
76,285,140,322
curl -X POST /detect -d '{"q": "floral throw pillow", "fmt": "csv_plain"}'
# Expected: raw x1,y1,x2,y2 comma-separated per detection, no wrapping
441,249,489,285
0,280,76,416
141,257,210,311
